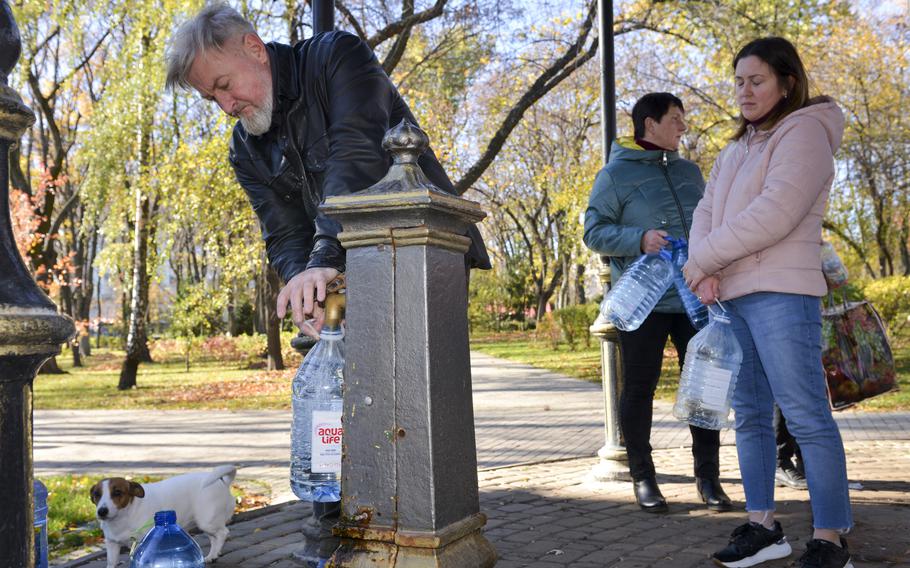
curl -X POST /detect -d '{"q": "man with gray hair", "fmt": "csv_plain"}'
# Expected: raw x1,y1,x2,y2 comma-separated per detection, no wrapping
166,2,489,335
166,4,489,566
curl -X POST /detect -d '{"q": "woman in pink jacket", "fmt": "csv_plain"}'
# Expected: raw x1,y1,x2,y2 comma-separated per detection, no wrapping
683,37,853,568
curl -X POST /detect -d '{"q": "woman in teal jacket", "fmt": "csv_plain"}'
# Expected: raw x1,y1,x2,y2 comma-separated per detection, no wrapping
583,93,730,513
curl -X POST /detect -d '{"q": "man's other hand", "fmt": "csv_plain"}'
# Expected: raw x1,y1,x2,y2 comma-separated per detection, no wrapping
640,229,669,254
277,267,341,337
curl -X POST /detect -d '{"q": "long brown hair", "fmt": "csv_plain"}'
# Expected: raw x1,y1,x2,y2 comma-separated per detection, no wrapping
732,37,810,140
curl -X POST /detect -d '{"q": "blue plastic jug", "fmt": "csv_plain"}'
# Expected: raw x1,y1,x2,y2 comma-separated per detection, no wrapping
34,479,49,568
667,237,709,330
130,510,204,568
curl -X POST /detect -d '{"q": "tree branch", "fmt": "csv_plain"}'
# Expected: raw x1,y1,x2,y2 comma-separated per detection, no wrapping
367,0,448,49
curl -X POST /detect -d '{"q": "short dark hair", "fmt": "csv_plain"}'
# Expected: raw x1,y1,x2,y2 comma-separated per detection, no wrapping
632,93,684,139
732,37,810,140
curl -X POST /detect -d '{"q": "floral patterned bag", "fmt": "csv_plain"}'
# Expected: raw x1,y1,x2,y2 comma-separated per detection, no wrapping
821,297,898,410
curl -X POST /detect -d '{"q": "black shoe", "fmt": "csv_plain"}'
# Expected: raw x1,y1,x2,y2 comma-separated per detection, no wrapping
798,538,854,568
632,478,668,513
697,477,733,512
712,521,792,567
775,466,808,489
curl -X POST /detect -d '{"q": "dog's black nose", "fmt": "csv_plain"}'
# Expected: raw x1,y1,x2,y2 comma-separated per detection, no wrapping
97,506,108,518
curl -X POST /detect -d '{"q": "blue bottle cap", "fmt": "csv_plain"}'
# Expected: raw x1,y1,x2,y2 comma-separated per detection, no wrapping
154,510,177,526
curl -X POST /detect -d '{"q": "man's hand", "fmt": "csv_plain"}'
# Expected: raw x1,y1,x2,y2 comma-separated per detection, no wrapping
694,276,721,305
277,267,341,337
640,229,669,254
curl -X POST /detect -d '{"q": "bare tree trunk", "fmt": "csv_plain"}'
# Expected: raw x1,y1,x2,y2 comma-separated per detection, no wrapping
120,36,154,390
120,182,150,390
39,356,65,374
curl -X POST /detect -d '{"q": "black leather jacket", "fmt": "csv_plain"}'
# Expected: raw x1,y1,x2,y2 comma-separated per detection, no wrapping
229,31,490,283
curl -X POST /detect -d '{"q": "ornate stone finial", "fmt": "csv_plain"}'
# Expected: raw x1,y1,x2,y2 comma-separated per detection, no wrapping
381,119,429,165
0,1,22,86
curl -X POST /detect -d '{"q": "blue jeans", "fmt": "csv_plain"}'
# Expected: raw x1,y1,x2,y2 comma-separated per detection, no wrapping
725,292,852,531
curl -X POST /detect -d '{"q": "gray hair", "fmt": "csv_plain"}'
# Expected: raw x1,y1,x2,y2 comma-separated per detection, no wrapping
165,2,255,91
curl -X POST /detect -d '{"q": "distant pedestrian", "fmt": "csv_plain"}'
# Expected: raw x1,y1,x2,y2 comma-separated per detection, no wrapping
584,92,731,514
684,36,854,568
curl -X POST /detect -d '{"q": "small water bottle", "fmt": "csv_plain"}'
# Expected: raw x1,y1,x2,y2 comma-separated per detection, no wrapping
290,293,345,502
34,479,49,568
673,303,743,430
599,249,675,331
667,237,708,330
130,510,204,568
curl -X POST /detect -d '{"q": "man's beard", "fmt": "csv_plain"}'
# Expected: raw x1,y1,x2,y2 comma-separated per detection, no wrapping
239,92,274,136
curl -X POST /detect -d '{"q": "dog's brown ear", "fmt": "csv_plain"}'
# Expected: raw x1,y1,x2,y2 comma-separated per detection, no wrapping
89,481,103,504
128,481,145,498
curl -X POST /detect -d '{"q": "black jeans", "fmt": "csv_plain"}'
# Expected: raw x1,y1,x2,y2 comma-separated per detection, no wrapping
617,311,721,481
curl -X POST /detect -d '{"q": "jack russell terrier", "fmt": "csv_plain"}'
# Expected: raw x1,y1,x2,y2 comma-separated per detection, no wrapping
90,465,237,567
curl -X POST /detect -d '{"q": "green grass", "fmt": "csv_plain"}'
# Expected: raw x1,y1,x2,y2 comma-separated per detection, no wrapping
34,349,294,411
470,331,910,411
39,474,270,560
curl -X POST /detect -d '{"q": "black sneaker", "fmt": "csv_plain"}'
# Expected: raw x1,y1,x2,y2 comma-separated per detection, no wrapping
798,538,854,568
775,466,808,489
713,521,792,567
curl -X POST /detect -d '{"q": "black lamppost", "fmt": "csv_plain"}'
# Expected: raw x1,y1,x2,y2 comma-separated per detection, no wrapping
590,0,630,482
313,0,334,33
0,2,75,565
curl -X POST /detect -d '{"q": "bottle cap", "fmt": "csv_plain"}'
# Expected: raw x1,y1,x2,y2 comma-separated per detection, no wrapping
154,510,177,526
323,293,346,329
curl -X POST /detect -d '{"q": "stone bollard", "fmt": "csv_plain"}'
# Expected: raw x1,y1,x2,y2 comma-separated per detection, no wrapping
0,2,76,566
321,119,496,567
589,262,629,481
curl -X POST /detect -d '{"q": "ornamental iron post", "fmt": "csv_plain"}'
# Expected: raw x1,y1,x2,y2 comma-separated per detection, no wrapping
321,120,496,567
0,2,76,566
590,0,629,482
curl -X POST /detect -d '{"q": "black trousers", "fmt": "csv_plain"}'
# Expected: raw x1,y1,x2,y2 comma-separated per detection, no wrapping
617,311,721,481
774,405,804,471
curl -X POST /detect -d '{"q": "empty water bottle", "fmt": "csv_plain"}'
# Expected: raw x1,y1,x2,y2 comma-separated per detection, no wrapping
674,304,743,430
667,237,708,330
130,510,204,568
34,479,48,568
599,249,675,331
290,292,345,502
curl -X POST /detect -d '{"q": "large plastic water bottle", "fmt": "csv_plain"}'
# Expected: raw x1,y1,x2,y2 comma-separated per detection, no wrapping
290,293,345,502
667,237,708,330
599,249,675,331
34,479,49,568
673,305,743,430
130,510,204,568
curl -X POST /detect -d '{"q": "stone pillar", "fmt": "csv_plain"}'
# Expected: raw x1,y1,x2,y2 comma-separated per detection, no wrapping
321,119,496,567
0,2,76,566
589,262,629,481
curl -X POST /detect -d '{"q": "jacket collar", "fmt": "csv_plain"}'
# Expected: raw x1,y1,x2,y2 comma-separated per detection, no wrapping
610,137,680,163
266,42,301,130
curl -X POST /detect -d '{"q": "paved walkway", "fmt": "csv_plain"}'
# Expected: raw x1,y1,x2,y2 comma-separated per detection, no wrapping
42,352,910,567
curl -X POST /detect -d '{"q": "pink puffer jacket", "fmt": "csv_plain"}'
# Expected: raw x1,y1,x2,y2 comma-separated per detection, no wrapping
688,99,845,301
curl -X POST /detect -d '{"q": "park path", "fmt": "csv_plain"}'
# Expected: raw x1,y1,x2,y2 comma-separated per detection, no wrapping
35,351,910,504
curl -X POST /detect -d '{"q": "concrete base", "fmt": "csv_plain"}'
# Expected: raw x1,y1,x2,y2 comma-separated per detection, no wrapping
591,444,631,482
330,514,496,568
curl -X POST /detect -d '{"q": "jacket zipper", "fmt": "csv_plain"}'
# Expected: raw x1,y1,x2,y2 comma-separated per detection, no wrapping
660,152,690,242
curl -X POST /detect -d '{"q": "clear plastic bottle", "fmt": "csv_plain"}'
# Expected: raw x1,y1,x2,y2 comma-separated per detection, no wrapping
668,238,708,330
599,250,675,331
290,293,345,502
673,306,743,430
34,479,48,568
129,510,204,568
820,240,848,288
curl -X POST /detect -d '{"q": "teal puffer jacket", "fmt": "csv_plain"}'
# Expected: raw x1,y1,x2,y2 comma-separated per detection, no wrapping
583,139,705,313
